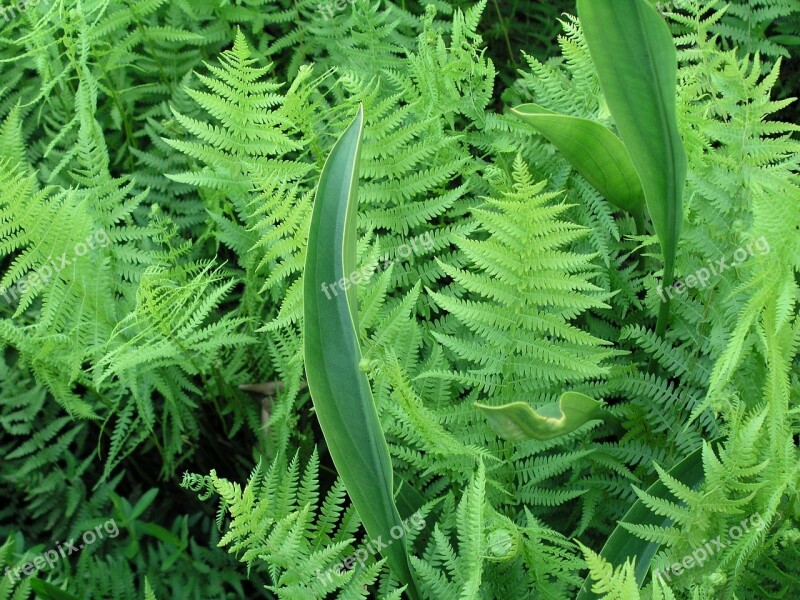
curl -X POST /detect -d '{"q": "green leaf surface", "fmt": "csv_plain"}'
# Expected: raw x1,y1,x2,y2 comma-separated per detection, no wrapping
510,103,644,216
303,105,420,599
476,392,607,441
576,446,706,598
577,0,687,334
29,579,80,600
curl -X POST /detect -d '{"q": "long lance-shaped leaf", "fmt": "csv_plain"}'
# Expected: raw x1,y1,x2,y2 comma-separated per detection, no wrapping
303,105,421,599
510,104,645,226
476,392,620,442
576,445,707,598
577,0,687,335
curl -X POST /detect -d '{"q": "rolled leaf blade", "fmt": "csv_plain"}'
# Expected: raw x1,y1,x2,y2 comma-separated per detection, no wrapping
511,103,644,216
303,105,420,598
476,392,605,441
577,0,687,334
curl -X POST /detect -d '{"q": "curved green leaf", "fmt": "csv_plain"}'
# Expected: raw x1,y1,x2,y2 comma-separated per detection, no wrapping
511,103,644,216
576,445,707,599
303,105,420,599
577,0,687,335
476,392,610,441
30,579,80,600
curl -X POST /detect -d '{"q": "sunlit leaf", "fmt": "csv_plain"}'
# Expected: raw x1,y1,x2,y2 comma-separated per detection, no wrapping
303,105,421,599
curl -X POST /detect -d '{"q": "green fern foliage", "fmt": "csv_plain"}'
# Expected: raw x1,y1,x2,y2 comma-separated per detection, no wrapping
0,0,797,598
426,155,617,406
182,450,403,599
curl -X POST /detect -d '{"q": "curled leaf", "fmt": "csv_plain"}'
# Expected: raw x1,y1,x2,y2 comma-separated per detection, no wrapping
476,392,609,442
511,103,644,217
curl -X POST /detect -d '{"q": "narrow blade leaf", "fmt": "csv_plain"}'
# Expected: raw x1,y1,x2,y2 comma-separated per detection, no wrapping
576,446,707,598
511,103,644,216
303,105,420,598
577,0,687,334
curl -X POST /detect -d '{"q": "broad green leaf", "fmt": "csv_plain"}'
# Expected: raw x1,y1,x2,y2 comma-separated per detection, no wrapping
476,392,609,441
303,105,420,599
510,103,645,217
576,446,707,598
577,0,687,334
29,579,81,600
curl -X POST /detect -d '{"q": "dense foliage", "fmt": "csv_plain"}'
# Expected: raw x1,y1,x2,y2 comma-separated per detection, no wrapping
0,0,798,598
